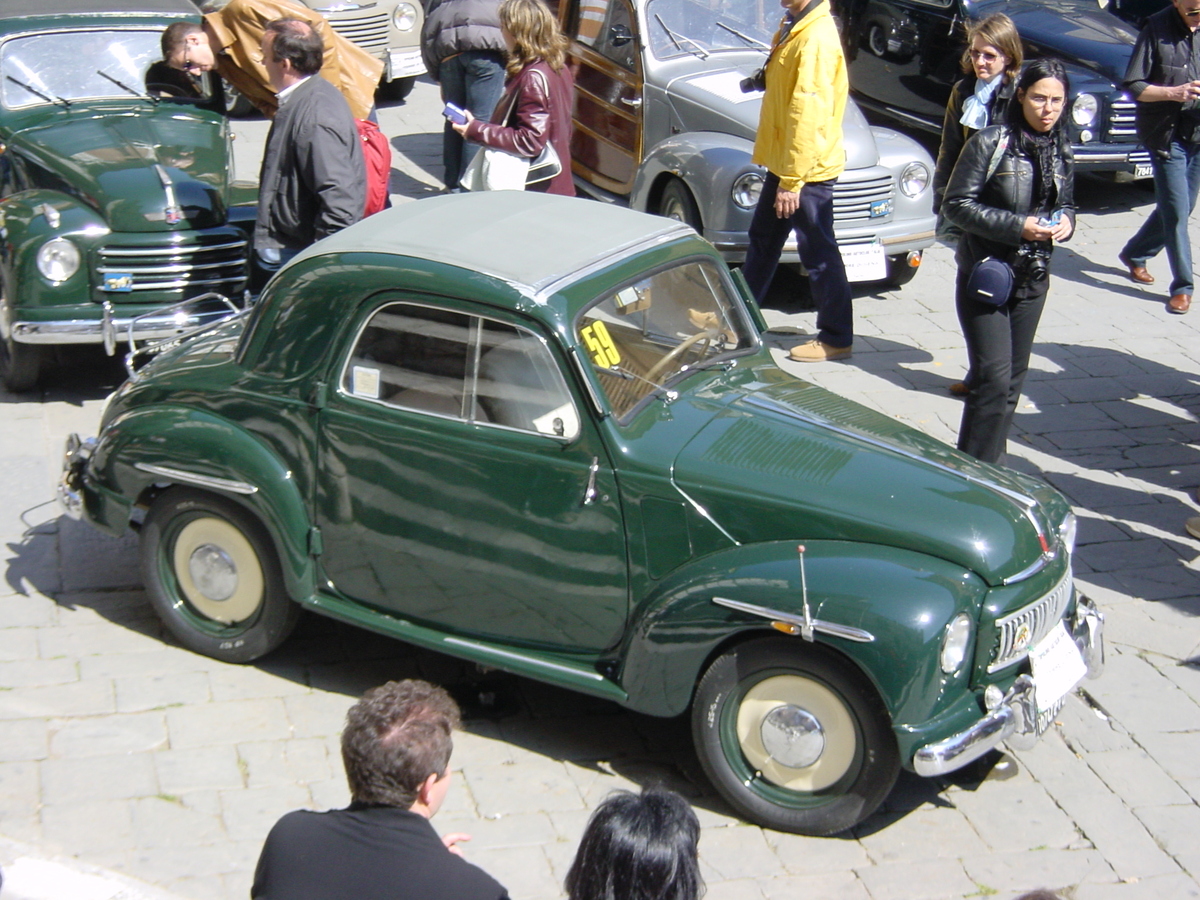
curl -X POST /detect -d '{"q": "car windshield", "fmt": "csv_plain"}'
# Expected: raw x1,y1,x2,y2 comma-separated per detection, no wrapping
1,29,164,108
645,0,777,59
577,258,755,418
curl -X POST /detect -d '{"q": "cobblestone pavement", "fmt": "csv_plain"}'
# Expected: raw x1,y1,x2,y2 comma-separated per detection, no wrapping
2,77,1199,900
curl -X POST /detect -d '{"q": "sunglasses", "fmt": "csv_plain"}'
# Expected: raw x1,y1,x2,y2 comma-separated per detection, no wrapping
969,50,1003,62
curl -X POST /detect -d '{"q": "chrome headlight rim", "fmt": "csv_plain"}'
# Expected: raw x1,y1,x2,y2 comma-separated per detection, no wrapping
898,161,930,198
393,2,418,31
36,237,82,284
731,170,764,210
1058,511,1077,557
940,613,973,675
1071,93,1099,127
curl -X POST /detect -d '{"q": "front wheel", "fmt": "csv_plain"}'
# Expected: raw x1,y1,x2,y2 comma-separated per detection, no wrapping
884,254,920,287
1,279,45,392
141,489,299,663
692,638,899,835
658,178,702,232
377,76,417,103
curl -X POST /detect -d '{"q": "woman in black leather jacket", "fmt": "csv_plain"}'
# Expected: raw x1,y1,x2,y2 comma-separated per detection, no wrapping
943,58,1076,464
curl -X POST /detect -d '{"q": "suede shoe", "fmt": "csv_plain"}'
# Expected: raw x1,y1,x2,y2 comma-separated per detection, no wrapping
1118,251,1154,284
1168,293,1191,314
788,339,852,362
1186,517,1200,540
948,381,971,397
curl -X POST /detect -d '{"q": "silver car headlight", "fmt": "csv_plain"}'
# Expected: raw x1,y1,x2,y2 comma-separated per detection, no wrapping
393,2,418,30
898,161,929,198
1072,93,1099,127
1058,511,1077,557
940,613,973,674
731,171,763,210
37,237,82,283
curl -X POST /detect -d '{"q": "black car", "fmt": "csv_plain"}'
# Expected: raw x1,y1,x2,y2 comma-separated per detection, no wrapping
834,0,1152,178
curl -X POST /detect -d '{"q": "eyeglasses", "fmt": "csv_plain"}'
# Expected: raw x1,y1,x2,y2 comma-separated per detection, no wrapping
969,50,1003,62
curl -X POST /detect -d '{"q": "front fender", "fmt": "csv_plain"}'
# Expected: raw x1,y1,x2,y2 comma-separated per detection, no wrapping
618,540,986,726
632,131,759,236
84,406,315,603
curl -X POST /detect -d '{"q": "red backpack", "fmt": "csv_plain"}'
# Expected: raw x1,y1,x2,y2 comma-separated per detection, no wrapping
356,118,391,216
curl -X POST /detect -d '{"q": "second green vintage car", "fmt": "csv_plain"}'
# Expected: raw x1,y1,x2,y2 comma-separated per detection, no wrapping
1,0,257,391
61,192,1103,835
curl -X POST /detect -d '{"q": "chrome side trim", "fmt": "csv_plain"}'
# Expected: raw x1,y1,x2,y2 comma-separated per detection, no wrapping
134,463,258,495
442,637,608,681
712,596,875,643
672,481,741,547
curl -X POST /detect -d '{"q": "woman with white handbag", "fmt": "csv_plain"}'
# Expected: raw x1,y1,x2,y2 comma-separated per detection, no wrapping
453,0,575,195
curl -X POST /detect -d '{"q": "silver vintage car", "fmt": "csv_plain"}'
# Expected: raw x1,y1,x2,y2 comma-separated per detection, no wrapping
562,0,936,286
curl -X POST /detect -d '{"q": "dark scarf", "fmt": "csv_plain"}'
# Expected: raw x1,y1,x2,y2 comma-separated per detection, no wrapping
1016,123,1057,215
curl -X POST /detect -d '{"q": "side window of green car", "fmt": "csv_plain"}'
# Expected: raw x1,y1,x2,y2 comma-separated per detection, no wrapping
341,301,581,440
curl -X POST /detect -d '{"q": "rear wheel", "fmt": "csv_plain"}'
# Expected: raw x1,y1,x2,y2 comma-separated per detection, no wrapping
658,178,702,232
692,638,899,835
141,489,299,663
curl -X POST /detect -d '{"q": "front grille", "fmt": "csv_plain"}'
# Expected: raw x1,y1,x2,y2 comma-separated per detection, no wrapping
96,235,248,297
989,570,1073,673
329,11,390,54
832,175,893,223
1107,97,1138,141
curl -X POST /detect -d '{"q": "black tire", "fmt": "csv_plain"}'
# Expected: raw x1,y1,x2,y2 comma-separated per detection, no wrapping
658,178,702,232
867,23,888,57
884,254,920,287
692,638,899,836
377,76,417,103
1,276,44,393
141,488,299,663
222,82,255,117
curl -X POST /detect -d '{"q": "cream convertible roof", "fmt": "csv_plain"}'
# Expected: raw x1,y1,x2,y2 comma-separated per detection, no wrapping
293,192,696,296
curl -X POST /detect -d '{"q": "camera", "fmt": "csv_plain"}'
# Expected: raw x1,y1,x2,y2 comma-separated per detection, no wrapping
740,68,766,93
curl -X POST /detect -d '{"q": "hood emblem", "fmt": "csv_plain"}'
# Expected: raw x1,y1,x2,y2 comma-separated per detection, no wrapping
164,205,183,225
1013,622,1033,650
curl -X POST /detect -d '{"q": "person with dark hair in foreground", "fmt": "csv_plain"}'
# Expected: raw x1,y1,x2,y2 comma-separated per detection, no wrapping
565,787,703,900
251,680,509,900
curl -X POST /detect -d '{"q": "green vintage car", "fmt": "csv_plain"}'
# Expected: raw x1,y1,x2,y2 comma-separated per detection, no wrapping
60,192,1103,835
0,0,257,391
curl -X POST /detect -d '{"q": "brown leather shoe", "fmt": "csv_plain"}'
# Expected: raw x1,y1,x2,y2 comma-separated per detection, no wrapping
1118,252,1154,284
788,339,852,362
948,381,971,397
1168,293,1191,314
1186,517,1200,540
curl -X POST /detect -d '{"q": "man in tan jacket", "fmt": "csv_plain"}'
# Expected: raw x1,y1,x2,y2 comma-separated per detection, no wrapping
165,0,382,119
741,0,852,363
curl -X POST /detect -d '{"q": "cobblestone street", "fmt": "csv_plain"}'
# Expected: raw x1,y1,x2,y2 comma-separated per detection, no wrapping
1,77,1199,900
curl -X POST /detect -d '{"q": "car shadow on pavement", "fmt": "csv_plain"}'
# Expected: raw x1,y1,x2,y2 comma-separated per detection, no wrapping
0,347,127,406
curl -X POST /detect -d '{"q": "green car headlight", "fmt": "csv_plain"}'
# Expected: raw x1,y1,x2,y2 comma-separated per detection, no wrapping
731,171,764,210
940,613,973,674
1072,93,1099,127
899,161,929,198
37,237,82,283
393,2,418,30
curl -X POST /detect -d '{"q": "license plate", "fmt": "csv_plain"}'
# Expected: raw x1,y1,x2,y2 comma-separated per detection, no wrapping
1029,620,1088,712
1134,163,1153,179
388,49,426,78
869,198,893,218
102,273,134,292
840,241,888,283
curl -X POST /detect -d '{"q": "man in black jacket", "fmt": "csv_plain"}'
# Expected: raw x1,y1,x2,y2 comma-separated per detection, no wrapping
255,18,365,264
251,680,509,900
1118,0,1200,314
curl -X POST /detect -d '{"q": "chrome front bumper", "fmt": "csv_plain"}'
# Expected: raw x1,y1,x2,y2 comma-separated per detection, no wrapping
57,434,96,520
912,595,1105,777
13,297,243,353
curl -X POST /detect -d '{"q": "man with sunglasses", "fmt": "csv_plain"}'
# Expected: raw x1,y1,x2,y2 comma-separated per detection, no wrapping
1118,0,1200,315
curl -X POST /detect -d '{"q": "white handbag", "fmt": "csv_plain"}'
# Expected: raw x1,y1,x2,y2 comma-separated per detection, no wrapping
459,68,562,192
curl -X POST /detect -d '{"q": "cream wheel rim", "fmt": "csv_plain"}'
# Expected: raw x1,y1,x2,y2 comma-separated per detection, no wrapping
172,517,264,624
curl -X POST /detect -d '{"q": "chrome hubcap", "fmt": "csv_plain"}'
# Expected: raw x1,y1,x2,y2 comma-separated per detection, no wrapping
761,704,825,768
188,543,238,602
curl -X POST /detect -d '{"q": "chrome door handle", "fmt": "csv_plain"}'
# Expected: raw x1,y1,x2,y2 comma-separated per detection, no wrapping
620,96,643,109
582,457,599,506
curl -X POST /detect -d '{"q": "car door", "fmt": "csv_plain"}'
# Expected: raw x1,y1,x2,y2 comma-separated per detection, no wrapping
314,294,629,653
563,0,645,195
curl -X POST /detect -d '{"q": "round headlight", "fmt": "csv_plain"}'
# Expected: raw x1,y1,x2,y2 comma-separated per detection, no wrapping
940,613,973,674
36,237,81,283
1058,511,1077,557
898,161,929,198
1072,93,1099,127
393,2,418,30
731,171,764,210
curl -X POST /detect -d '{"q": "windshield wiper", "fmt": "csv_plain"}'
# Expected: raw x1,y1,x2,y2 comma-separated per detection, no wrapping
653,14,709,58
97,69,158,104
716,21,769,50
598,364,680,403
5,74,70,107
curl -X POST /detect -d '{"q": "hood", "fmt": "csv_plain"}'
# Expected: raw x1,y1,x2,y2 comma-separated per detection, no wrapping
982,0,1138,82
665,64,879,169
671,374,1060,585
13,105,230,232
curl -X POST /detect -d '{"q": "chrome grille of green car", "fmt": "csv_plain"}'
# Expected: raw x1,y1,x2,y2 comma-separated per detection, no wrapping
328,11,390,54
1107,98,1138,140
989,570,1073,673
96,236,248,297
831,176,893,223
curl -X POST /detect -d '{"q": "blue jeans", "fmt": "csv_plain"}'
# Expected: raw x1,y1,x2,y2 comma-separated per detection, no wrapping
742,173,853,348
1122,138,1200,297
439,50,506,191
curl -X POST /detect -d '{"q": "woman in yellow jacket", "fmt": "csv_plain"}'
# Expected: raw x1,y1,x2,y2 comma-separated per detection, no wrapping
741,0,853,362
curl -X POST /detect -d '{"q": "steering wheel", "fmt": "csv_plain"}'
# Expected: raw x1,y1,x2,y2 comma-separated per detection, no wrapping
645,330,713,384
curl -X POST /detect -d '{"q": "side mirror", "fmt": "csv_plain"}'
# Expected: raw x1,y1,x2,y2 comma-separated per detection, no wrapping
610,22,634,45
